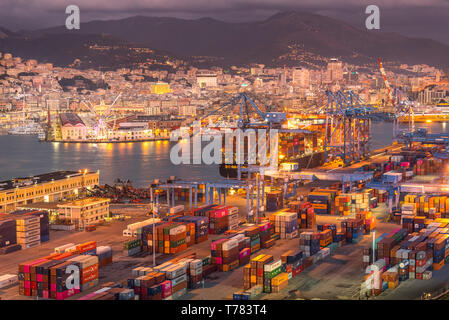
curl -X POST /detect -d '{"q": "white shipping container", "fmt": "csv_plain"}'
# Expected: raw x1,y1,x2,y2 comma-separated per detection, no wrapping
0,274,18,288
132,267,145,277
153,261,174,272
171,274,187,287
365,259,386,274
127,218,161,231
165,264,187,280
97,246,112,255
69,255,98,268
17,234,40,244
16,223,40,232
190,267,202,276
55,243,76,253
23,241,40,249
405,171,414,177
170,205,185,214
230,234,245,242
18,217,40,225
227,207,239,215
16,229,40,238
169,225,186,236
190,259,203,270
123,229,133,237
222,239,239,251
264,259,282,272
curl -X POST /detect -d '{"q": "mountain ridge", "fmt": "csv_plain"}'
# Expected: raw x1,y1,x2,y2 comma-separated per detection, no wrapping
1,11,448,68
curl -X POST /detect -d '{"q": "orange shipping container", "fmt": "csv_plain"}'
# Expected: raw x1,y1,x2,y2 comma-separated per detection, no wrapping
77,241,97,253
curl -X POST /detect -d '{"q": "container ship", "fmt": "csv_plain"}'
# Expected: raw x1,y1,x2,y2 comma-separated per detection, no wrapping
219,130,324,178
399,103,449,123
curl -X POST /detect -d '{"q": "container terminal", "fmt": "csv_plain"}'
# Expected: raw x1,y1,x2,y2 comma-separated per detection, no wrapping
2,90,449,301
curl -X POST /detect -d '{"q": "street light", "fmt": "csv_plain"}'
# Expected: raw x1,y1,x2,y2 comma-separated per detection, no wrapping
153,193,159,267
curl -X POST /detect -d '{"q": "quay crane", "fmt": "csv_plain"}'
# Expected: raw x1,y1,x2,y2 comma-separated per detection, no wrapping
377,60,449,146
393,88,415,137
199,92,315,179
324,90,375,166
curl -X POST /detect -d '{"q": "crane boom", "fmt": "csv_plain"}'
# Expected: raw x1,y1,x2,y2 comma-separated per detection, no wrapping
378,58,395,108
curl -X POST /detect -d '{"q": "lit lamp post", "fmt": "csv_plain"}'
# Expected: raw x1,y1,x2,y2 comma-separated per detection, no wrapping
371,231,375,299
153,194,158,267
149,182,158,267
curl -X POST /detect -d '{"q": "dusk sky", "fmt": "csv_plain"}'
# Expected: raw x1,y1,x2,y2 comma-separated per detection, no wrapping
1,0,448,44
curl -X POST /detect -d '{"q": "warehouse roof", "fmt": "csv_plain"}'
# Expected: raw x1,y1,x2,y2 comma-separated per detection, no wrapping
0,171,88,192
60,113,85,127
57,197,110,208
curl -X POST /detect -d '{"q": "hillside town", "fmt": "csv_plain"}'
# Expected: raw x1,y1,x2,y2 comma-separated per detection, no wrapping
0,50,448,141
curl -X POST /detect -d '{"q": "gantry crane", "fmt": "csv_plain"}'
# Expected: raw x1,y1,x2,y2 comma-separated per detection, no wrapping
324,90,375,166
200,92,314,178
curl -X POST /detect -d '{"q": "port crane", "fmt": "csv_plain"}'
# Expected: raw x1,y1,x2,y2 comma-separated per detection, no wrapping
378,58,415,138
197,92,316,221
324,90,374,166
393,88,415,137
200,92,315,178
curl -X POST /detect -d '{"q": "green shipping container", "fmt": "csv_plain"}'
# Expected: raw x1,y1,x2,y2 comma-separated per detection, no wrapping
264,266,282,279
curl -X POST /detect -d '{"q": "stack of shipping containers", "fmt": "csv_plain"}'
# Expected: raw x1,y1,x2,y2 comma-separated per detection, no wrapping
271,212,298,239
0,218,19,254
288,201,316,229
266,191,283,211
16,215,41,249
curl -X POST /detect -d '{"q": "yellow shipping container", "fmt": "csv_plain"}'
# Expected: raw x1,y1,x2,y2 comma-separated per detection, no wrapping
311,203,327,210
271,273,289,286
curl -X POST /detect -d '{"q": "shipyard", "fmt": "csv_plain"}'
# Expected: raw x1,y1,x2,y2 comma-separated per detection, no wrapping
1,1,449,310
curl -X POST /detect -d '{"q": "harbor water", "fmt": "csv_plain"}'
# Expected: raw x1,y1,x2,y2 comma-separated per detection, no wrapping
0,122,447,186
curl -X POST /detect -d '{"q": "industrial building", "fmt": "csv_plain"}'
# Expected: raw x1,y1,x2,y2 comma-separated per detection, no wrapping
57,197,110,229
0,171,100,213
60,113,87,141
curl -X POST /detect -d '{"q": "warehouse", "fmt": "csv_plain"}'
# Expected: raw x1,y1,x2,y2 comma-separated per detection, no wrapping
0,170,99,213
57,197,110,230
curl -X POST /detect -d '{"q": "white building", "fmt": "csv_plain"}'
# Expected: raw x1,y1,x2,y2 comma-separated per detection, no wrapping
292,68,310,88
196,71,218,88
326,58,343,83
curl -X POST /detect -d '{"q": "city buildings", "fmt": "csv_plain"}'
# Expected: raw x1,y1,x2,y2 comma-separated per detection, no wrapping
0,49,447,142
292,68,310,88
196,70,218,88
151,82,172,94
326,58,343,83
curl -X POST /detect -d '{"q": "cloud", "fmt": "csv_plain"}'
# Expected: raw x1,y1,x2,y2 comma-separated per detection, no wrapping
0,0,447,44
2,0,448,14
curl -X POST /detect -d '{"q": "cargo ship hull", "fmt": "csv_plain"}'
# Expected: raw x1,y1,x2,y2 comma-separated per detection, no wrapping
219,151,325,178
